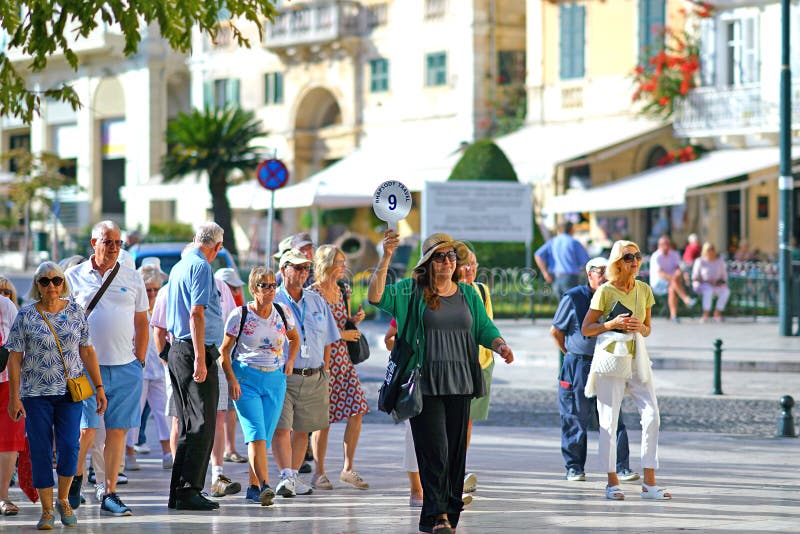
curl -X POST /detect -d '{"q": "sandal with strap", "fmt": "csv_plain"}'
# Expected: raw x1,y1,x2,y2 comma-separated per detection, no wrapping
605,485,625,500
432,518,454,534
641,483,671,500
0,499,19,516
224,451,247,463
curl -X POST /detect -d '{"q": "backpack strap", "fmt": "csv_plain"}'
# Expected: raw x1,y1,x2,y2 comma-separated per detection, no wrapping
233,305,248,357
273,302,288,330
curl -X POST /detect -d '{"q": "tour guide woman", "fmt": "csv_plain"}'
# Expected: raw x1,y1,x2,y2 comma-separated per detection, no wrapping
368,231,514,534
581,240,670,501
6,261,107,529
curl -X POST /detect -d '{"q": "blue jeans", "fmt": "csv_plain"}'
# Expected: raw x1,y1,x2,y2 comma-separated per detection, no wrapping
23,393,82,488
558,353,630,473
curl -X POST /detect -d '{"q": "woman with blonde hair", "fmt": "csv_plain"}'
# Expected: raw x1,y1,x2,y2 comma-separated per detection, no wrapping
692,242,730,323
581,241,670,502
307,244,370,490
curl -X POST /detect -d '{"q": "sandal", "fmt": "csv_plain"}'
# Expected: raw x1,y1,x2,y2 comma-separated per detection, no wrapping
432,519,454,534
224,451,247,463
605,485,625,500
0,499,19,516
641,483,671,500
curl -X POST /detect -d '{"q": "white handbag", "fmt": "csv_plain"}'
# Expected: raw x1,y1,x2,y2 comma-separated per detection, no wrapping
592,286,638,378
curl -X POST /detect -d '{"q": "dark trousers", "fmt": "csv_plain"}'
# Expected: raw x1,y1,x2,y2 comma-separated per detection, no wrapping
410,394,470,532
167,341,219,498
559,352,630,473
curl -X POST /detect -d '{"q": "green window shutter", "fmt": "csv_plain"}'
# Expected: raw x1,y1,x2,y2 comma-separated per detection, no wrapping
228,79,240,106
275,72,284,103
639,0,665,60
559,4,585,80
203,80,213,109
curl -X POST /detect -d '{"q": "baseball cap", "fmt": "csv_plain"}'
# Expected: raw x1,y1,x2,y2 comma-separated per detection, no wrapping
290,232,313,250
272,235,294,261
585,257,608,273
215,267,245,288
280,249,312,267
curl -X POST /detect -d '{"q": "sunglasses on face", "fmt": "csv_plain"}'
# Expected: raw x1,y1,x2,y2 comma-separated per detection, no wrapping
98,239,123,248
0,288,12,296
38,277,64,287
432,251,458,263
288,264,311,271
621,252,643,263
256,282,278,290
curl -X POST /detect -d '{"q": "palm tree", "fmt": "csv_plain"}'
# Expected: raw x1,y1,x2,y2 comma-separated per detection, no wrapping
162,106,267,257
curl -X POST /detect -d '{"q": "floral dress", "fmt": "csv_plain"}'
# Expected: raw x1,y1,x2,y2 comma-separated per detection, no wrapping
309,283,369,423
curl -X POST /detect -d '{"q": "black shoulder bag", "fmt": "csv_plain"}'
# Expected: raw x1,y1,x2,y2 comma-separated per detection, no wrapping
338,282,370,365
378,285,420,418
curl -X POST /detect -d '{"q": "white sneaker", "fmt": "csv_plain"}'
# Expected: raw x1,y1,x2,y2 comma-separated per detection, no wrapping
463,472,477,493
162,453,173,470
94,483,106,502
133,444,151,454
276,474,296,498
293,475,313,496
125,454,140,471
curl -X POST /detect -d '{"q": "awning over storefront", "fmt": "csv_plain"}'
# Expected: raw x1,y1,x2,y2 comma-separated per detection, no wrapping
494,116,668,184
545,146,784,214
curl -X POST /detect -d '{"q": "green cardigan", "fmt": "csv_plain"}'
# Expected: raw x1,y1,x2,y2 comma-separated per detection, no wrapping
372,278,502,370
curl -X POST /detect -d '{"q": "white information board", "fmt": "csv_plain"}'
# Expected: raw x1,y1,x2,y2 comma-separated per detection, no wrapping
421,181,533,243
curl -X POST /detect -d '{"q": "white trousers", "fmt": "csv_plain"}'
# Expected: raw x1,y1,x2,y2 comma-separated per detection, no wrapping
403,419,418,472
594,363,660,473
694,283,730,312
126,377,171,447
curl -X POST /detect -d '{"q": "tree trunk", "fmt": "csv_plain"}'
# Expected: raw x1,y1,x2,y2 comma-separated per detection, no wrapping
208,173,238,260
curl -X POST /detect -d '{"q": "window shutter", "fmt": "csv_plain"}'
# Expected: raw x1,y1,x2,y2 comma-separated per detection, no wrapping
559,4,570,79
203,80,213,109
275,72,284,103
699,17,716,87
228,79,240,105
573,5,585,78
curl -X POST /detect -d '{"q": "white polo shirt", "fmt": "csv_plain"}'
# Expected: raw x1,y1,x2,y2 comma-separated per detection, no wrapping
66,258,149,366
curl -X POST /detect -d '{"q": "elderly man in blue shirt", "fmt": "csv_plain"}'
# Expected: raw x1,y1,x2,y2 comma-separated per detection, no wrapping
165,222,225,511
550,257,638,483
535,221,591,298
273,249,339,498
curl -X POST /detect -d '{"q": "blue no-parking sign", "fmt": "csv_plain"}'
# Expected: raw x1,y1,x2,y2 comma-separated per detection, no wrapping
256,159,289,190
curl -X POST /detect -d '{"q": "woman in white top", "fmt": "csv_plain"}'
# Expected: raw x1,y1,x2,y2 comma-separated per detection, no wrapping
219,267,299,507
691,242,730,323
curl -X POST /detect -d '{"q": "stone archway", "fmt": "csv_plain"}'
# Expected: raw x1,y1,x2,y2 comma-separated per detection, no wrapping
292,86,347,182
93,77,127,221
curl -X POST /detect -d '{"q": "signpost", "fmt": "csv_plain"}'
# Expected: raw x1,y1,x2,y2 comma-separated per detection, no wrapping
372,180,412,231
256,158,289,263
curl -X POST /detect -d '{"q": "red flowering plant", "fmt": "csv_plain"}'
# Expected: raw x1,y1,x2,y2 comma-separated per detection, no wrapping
631,2,713,119
656,144,708,166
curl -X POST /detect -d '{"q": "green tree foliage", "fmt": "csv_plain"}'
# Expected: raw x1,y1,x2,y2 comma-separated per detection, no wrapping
448,139,518,182
161,106,267,257
0,1,278,123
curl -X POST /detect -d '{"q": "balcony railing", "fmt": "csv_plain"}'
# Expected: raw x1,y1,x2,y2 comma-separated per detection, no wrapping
674,81,800,138
263,1,365,49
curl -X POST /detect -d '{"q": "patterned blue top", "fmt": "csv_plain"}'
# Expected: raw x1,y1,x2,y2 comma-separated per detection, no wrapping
5,301,92,398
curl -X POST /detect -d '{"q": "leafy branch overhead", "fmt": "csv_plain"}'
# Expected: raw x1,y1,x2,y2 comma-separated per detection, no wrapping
0,1,278,123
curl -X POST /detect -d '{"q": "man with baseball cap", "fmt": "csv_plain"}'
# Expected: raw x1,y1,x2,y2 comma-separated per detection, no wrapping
275,233,315,288
549,257,638,483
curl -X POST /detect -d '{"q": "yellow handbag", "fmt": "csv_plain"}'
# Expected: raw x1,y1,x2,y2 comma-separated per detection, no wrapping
36,306,94,402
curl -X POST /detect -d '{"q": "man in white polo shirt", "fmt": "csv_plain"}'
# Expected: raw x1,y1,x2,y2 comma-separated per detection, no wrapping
65,221,149,517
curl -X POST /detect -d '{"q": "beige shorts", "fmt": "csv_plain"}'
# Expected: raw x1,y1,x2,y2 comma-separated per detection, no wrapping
276,370,330,433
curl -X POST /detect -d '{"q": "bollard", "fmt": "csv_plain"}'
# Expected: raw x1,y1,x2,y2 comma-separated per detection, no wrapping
711,339,723,395
777,395,797,438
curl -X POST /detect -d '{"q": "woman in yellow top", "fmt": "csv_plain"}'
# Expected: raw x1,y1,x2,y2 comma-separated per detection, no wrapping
581,240,670,502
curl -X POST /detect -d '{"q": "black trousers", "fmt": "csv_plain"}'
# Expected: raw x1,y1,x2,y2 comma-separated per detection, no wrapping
167,341,219,497
410,394,471,532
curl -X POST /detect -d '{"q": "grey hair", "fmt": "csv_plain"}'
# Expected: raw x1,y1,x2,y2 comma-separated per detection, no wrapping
91,220,120,239
194,222,224,247
138,265,165,287
29,261,71,300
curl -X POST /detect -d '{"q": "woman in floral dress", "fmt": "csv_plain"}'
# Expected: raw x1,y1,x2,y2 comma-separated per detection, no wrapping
308,245,369,491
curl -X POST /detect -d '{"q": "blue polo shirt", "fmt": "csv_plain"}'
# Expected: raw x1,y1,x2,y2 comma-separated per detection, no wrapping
552,284,597,356
166,248,223,346
535,233,590,276
274,286,339,368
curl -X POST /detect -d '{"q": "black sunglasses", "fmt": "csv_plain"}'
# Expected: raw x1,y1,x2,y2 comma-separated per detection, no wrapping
621,252,643,263
288,264,311,271
256,282,278,290
38,276,64,287
432,251,458,263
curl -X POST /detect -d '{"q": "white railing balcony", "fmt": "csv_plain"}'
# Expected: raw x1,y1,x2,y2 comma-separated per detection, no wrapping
263,1,365,50
674,81,800,138
3,22,125,64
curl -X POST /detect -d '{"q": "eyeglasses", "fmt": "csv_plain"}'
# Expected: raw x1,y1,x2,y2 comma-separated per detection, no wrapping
333,260,346,266
256,282,278,290
621,253,643,263
0,288,12,296
38,277,64,287
432,251,458,263
288,264,311,271
99,239,123,248
589,268,606,275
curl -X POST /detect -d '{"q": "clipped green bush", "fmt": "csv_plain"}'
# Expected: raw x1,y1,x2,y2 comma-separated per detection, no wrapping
448,139,518,182
147,222,194,241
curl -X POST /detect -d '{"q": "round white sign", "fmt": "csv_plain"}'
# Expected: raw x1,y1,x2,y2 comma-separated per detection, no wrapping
373,180,412,228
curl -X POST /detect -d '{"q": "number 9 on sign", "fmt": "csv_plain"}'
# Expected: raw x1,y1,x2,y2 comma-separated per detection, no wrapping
373,181,412,229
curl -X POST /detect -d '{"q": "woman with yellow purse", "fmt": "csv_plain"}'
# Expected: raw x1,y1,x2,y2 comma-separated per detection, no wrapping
5,261,106,530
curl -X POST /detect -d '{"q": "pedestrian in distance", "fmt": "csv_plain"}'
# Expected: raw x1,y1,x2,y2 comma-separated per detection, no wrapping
582,240,670,502
691,242,730,323
65,220,149,517
5,261,107,529
649,235,696,322
164,222,226,511
219,266,300,506
550,257,638,483
368,230,514,534
535,221,591,299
